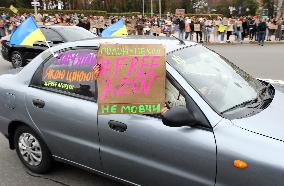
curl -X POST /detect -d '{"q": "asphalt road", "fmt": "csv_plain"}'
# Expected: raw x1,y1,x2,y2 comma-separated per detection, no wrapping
0,44,283,186
208,44,284,81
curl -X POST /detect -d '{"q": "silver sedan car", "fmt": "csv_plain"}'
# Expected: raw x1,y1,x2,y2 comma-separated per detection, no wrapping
0,37,283,186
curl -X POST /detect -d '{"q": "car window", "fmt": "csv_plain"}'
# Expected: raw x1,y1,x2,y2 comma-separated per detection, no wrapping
31,49,97,100
167,46,263,114
165,79,186,108
54,27,95,42
40,28,63,42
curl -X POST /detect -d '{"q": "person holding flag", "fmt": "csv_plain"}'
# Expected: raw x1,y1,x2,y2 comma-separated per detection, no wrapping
101,18,128,37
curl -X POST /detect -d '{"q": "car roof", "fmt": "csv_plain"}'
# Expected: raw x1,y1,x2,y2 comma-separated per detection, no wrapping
40,25,78,29
52,36,198,54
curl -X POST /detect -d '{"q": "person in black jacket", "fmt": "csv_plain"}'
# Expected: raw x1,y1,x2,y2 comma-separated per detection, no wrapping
178,17,185,39
257,19,267,46
248,17,257,40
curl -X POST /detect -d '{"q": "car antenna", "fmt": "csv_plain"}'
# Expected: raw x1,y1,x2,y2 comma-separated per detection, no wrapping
171,34,185,45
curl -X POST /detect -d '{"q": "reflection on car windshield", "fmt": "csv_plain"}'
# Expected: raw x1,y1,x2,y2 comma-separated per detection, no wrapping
167,45,263,114
55,27,95,42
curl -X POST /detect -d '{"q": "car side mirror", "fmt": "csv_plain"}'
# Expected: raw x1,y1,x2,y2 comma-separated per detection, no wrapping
162,106,196,127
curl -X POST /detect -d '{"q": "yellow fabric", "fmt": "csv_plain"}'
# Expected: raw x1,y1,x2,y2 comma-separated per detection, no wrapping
21,29,46,46
218,25,226,32
9,5,18,14
112,26,128,36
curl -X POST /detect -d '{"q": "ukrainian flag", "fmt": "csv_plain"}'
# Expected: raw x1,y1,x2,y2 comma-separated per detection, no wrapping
10,16,46,46
102,18,128,37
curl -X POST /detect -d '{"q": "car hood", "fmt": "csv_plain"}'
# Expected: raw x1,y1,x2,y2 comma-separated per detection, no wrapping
231,84,284,142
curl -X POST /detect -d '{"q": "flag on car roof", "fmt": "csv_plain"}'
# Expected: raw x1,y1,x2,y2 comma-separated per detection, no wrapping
10,16,46,46
101,18,128,37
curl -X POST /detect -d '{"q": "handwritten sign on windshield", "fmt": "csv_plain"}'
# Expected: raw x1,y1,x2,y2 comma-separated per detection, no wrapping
97,44,166,114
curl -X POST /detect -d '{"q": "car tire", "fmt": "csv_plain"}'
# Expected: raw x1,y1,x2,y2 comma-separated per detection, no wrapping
11,51,25,68
14,125,52,174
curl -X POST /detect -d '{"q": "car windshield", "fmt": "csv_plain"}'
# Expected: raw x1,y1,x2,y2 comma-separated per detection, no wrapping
55,27,95,42
167,45,264,114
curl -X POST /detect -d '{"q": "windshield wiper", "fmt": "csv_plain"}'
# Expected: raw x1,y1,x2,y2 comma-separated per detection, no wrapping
221,98,258,114
221,84,273,114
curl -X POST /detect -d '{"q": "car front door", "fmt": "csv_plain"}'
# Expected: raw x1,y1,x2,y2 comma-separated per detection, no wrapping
98,75,217,185
25,48,101,169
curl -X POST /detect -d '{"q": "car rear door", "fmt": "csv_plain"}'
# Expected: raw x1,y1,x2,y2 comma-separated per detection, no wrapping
98,76,217,185
25,48,101,169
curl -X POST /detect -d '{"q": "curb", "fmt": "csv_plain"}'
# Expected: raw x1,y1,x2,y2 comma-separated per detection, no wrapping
204,41,284,46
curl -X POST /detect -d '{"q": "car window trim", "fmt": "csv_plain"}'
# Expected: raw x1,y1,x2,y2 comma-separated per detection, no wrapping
166,71,212,130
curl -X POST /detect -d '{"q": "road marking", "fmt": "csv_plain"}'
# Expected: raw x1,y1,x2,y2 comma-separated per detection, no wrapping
258,78,284,85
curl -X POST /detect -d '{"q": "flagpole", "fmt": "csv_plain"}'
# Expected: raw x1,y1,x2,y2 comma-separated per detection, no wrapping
45,40,55,56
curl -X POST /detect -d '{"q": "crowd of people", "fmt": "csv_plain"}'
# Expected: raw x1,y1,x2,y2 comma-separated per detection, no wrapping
1,12,284,45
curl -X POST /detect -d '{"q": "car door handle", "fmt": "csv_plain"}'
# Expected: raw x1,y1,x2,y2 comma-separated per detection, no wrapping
32,99,45,108
108,120,127,132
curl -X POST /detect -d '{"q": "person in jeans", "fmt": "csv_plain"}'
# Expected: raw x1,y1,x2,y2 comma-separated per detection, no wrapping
204,19,213,43
184,17,191,40
257,19,267,46
218,21,226,43
234,19,243,43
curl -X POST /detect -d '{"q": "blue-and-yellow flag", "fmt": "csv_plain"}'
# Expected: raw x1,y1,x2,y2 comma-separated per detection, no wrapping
101,18,128,37
10,16,46,46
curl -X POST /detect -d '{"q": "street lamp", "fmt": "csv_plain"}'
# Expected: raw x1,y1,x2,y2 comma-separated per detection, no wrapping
159,0,161,18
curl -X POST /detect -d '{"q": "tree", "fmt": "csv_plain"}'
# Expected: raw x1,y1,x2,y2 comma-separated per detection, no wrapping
233,0,258,15
214,3,231,16
276,0,284,18
0,0,11,7
262,0,275,17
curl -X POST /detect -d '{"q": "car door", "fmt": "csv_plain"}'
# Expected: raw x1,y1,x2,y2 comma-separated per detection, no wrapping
98,75,217,186
25,48,101,169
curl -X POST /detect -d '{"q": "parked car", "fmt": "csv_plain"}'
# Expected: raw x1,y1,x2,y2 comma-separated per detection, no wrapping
0,36,283,186
1,25,96,68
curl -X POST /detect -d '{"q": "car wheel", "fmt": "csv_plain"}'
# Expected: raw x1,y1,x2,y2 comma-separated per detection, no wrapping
14,125,52,173
11,51,25,68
